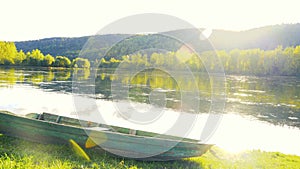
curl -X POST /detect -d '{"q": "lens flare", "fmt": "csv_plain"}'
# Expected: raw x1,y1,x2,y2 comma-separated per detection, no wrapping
85,131,107,149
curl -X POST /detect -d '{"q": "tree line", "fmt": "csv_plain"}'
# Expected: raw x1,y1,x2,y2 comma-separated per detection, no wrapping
14,24,300,60
99,45,300,76
1,41,300,76
0,42,90,68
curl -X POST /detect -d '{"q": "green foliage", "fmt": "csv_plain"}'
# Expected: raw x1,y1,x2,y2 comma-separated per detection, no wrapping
189,147,300,169
214,46,300,76
2,39,300,75
97,45,300,76
72,57,90,68
14,24,300,61
103,34,181,60
0,41,18,65
15,37,90,60
0,41,81,68
15,34,129,61
15,50,27,65
43,54,55,66
54,56,71,68
0,134,299,169
25,49,45,66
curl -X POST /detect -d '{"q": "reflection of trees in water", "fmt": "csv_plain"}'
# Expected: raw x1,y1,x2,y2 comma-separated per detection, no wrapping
94,69,300,128
226,76,300,110
95,69,214,114
95,74,112,98
0,69,18,86
54,70,71,81
73,69,90,81
94,70,300,108
0,68,91,84
0,67,299,128
0,68,90,92
225,102,300,128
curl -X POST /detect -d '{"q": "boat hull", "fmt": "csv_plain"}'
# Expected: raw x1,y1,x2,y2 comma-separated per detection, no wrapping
0,111,212,161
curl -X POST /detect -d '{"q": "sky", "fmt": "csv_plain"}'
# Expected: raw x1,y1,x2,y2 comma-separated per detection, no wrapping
1,0,300,41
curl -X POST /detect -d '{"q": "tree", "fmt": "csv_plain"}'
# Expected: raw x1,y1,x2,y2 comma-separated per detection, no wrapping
54,56,71,67
0,41,18,65
72,58,90,68
15,50,27,65
43,54,55,66
293,46,300,75
25,49,45,66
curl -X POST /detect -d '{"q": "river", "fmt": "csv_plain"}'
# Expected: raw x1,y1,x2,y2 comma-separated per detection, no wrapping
0,67,299,156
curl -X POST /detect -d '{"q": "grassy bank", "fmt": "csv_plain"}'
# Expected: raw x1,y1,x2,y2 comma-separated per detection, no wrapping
0,134,299,169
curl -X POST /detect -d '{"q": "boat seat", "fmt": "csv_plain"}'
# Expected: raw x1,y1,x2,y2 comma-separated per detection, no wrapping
40,112,104,128
55,116,62,123
86,127,110,131
129,129,137,135
41,112,62,123
37,113,44,120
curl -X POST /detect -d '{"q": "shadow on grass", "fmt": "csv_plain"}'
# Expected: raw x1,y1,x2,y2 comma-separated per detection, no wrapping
0,134,204,169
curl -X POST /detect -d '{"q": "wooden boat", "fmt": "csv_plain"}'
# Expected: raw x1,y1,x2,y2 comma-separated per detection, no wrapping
0,110,212,161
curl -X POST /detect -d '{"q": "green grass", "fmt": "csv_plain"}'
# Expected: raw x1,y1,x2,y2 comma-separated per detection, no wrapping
0,134,299,169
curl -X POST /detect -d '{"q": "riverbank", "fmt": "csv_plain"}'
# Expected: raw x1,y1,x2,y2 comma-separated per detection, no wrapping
0,134,299,169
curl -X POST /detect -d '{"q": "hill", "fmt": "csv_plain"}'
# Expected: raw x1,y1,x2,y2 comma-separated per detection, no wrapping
14,23,300,60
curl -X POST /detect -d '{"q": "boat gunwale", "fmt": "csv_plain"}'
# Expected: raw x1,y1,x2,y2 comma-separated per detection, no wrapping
0,111,212,147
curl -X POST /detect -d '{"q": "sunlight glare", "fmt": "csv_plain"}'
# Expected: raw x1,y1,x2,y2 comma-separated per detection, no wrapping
200,28,212,40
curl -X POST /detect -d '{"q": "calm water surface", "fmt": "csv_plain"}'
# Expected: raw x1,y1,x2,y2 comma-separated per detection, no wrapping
0,67,299,155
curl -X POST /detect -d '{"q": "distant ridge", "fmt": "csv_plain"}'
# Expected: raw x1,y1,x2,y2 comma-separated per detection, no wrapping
15,23,300,59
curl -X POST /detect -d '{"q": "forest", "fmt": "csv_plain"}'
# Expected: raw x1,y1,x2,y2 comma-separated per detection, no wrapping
14,24,300,59
99,45,300,76
0,42,90,68
1,41,300,76
0,36,300,76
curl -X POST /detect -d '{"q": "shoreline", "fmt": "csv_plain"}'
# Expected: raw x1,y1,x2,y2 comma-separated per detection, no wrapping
0,133,299,168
